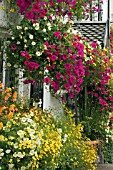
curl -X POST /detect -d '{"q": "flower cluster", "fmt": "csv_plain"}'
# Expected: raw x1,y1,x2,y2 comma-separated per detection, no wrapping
0,104,97,170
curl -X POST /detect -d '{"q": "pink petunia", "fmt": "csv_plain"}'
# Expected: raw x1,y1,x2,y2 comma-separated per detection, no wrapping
32,3,40,13
44,77,50,84
26,10,34,20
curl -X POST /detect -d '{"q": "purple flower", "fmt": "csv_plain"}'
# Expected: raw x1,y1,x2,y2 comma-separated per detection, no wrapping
26,11,34,20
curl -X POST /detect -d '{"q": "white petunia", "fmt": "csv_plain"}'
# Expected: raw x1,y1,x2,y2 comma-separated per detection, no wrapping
36,51,42,56
7,63,11,67
17,130,25,138
6,149,11,154
31,41,36,45
14,64,18,68
42,28,46,32
29,34,33,39
0,152,4,156
17,152,25,158
24,27,28,30
47,22,51,27
16,26,22,29
17,41,20,44
24,39,27,43
48,27,51,31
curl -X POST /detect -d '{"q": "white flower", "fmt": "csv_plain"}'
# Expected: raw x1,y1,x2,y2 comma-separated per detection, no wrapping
35,26,39,30
48,27,51,31
20,35,22,39
7,63,11,67
21,117,27,123
29,150,35,156
21,166,26,170
24,44,27,48
0,149,3,152
14,64,18,68
17,130,25,138
29,34,33,39
14,143,18,149
31,41,36,45
36,51,42,56
47,22,51,27
24,27,28,30
24,39,27,43
17,41,20,44
17,152,25,158
8,164,14,169
0,152,4,156
42,28,46,32
17,26,22,29
44,16,47,20
21,32,23,34
6,149,11,154
11,37,15,40
63,134,68,143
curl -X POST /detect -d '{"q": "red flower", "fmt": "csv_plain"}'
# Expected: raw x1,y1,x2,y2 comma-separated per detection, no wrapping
110,117,113,122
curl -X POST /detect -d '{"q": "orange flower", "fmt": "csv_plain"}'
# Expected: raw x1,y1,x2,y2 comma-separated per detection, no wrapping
0,82,2,89
0,106,5,116
12,91,17,102
8,111,14,119
9,104,15,112
0,122,3,130
4,93,11,101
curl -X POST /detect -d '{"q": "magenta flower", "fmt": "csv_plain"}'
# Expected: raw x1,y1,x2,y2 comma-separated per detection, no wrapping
64,83,71,91
32,3,40,13
50,55,57,62
10,44,17,50
24,61,39,71
91,41,97,48
16,0,25,7
56,72,62,80
44,77,50,84
64,63,72,70
26,11,34,20
21,51,31,60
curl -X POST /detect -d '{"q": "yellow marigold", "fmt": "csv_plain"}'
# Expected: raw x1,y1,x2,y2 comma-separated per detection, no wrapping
0,122,3,130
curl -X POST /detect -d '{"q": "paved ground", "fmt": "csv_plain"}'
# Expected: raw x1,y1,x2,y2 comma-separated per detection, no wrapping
97,164,113,170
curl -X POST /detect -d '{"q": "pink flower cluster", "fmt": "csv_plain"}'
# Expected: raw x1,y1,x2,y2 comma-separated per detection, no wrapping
44,34,85,97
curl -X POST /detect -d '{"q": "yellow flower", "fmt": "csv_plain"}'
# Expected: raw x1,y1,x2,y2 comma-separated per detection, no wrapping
1,6,5,10
10,8,14,13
